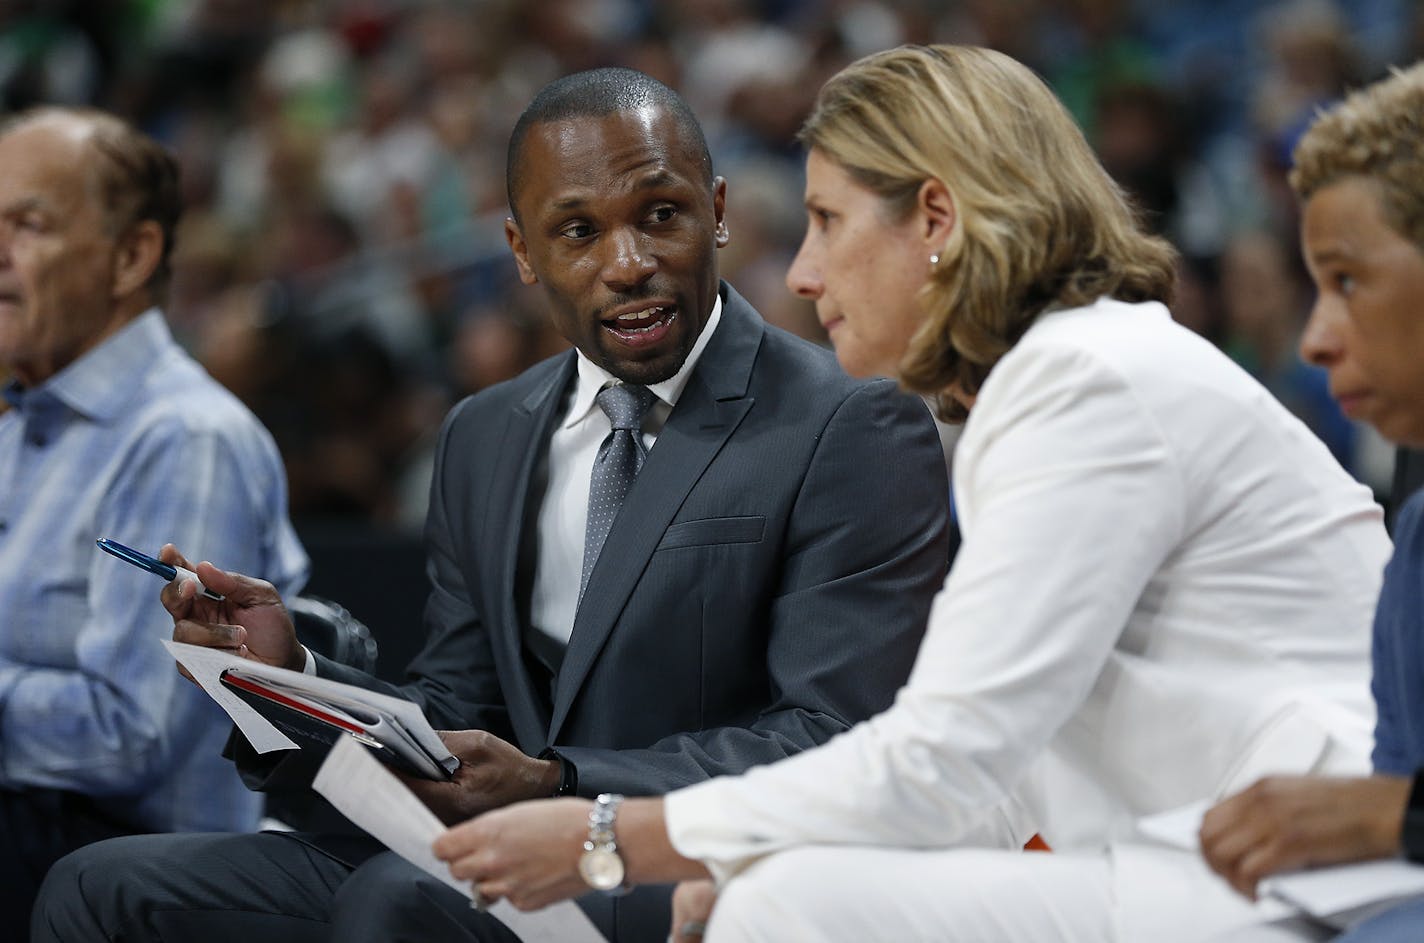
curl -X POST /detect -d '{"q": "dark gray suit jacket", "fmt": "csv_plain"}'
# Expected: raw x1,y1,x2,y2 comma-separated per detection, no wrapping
265,283,951,939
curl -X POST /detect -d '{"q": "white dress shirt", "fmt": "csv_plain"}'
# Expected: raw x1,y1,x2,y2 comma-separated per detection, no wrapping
665,297,1387,893
529,297,723,653
299,302,728,678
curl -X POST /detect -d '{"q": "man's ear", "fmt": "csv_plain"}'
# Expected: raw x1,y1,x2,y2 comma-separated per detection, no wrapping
111,220,164,301
917,178,957,255
505,217,538,285
712,176,729,248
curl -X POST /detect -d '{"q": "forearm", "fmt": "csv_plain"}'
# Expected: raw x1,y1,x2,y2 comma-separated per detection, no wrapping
0,659,169,792
621,798,711,885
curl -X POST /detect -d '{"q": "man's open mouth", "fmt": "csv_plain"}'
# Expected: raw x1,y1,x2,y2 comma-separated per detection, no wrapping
603,305,677,344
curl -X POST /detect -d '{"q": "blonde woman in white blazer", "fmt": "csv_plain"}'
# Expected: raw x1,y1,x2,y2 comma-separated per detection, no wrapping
431,45,1390,943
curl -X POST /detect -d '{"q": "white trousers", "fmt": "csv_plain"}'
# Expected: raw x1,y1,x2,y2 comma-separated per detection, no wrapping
704,844,1303,943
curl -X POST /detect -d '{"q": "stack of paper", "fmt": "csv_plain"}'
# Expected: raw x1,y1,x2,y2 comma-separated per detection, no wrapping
164,640,458,780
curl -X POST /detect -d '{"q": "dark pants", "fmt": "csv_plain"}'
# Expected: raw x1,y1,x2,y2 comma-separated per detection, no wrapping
30,830,654,942
0,788,141,943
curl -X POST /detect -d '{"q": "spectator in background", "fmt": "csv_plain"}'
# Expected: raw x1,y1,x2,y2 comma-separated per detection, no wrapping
0,106,308,940
5,2,1410,528
1201,59,1424,942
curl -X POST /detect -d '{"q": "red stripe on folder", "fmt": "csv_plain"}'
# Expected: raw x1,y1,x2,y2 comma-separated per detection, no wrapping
222,673,367,736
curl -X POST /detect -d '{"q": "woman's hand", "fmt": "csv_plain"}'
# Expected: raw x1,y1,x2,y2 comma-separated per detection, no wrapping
432,798,592,911
432,795,710,911
670,879,719,941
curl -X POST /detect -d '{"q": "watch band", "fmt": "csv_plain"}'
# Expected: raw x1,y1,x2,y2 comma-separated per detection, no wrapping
538,747,578,797
588,792,622,843
1402,770,1424,863
579,792,631,895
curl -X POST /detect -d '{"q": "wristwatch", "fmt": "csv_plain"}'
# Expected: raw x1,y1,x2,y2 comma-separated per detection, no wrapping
1402,770,1424,863
539,747,578,797
578,793,631,895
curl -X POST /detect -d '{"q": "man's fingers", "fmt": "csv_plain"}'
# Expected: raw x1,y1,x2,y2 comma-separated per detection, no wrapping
1230,843,1287,901
160,570,198,615
1201,815,1263,880
172,618,247,649
158,543,194,571
194,561,239,597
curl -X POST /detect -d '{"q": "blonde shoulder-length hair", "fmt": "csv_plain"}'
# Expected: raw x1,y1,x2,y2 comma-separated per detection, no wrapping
800,44,1177,421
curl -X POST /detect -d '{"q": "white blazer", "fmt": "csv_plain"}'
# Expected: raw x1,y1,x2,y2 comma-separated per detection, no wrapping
666,297,1388,883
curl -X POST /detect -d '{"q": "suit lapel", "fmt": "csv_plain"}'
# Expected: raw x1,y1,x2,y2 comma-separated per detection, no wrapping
488,355,574,748
548,284,764,739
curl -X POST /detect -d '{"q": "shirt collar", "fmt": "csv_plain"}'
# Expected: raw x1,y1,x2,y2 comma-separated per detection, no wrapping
563,294,723,429
21,309,173,422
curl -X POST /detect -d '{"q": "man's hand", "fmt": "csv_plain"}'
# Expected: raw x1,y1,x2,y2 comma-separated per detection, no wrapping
671,879,718,941
159,544,304,672
403,730,561,825
432,797,590,910
1200,774,1410,899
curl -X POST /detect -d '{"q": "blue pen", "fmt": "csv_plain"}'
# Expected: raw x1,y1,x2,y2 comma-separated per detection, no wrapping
95,538,225,601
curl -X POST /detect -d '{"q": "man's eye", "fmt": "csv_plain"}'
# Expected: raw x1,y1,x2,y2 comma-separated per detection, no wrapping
1337,273,1356,295
561,223,594,239
646,205,676,224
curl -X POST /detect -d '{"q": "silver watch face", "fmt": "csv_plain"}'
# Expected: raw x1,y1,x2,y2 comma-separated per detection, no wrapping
578,847,626,891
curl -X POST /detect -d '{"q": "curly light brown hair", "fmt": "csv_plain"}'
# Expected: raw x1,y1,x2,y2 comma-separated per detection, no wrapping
1291,61,1424,251
799,45,1177,420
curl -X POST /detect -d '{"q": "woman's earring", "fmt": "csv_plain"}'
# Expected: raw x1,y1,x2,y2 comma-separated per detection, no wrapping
929,254,939,266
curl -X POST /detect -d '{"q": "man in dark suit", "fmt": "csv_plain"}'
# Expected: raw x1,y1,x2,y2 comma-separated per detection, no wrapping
33,68,949,943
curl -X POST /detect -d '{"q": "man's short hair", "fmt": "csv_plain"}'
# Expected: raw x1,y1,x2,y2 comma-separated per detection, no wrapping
0,106,182,301
1291,61,1424,251
505,67,713,220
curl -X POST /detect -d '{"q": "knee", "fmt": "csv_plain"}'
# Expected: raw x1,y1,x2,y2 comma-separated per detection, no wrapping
30,841,119,943
707,854,818,943
330,854,433,940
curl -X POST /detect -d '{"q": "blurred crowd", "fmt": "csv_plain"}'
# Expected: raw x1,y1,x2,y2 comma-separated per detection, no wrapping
1,0,1419,529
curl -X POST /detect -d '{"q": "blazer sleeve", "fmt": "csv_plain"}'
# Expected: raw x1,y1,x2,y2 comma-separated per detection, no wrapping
227,399,516,789
556,381,952,795
664,343,1184,878
319,397,515,737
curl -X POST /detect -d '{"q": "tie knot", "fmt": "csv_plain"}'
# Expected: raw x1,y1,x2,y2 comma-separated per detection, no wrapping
596,383,655,432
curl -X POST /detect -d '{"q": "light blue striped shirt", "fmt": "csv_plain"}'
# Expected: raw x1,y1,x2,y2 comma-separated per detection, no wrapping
0,309,308,832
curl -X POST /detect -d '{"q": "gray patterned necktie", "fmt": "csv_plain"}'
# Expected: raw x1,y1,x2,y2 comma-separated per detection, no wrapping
580,383,656,600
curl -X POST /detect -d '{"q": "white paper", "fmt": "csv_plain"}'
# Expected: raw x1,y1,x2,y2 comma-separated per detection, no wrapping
1263,860,1424,919
163,639,299,752
164,640,454,772
313,736,606,943
1136,801,1424,919
1135,800,1211,851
